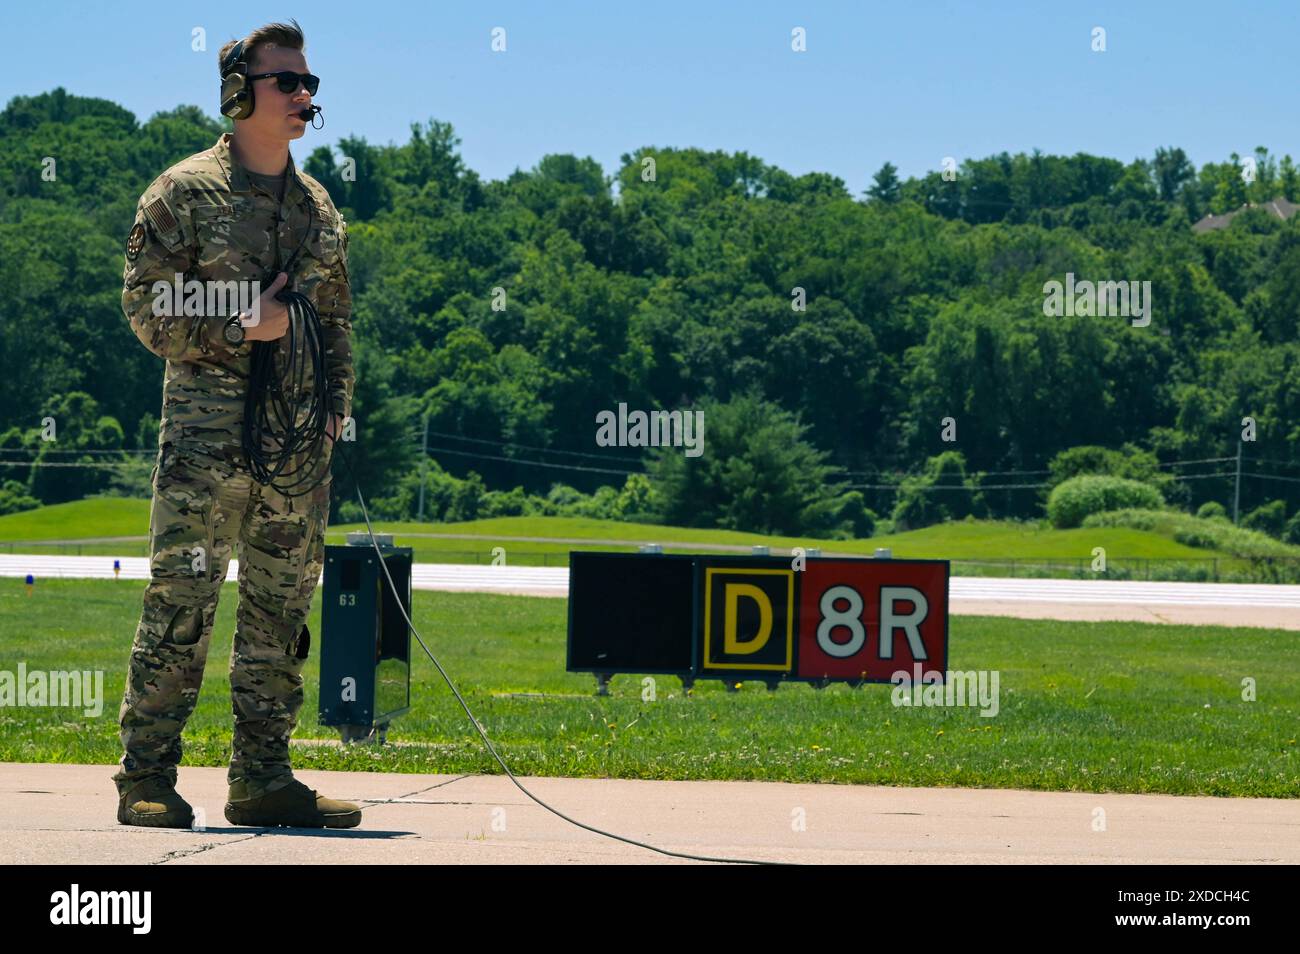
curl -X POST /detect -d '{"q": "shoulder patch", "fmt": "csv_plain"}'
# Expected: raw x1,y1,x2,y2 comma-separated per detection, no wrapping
144,197,178,235
126,222,147,260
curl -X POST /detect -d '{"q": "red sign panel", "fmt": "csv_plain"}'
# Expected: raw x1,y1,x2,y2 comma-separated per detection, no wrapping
795,560,948,681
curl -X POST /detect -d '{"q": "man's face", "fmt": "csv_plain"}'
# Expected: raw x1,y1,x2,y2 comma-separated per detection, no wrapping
243,45,313,141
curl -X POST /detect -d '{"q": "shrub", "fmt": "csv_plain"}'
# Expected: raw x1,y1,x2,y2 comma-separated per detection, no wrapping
0,480,39,516
479,486,534,518
891,451,988,530
1242,500,1287,538
1081,508,1300,559
1285,512,1300,546
1196,501,1229,522
1046,476,1165,528
1173,526,1219,549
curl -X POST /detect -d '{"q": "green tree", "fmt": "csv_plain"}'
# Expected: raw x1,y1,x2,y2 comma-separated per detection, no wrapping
648,392,847,535
891,451,988,530
27,392,126,504
866,161,901,203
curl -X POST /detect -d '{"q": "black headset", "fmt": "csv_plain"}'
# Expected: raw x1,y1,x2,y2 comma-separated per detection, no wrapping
219,39,254,120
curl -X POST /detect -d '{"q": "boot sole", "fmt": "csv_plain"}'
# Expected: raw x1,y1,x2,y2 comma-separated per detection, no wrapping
117,807,195,828
224,806,361,829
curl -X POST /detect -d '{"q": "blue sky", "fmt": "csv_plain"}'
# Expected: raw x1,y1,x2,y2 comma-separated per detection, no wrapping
4,1,1296,195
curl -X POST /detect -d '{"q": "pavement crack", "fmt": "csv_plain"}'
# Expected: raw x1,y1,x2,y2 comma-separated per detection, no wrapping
363,799,488,806
151,833,263,865
380,775,474,802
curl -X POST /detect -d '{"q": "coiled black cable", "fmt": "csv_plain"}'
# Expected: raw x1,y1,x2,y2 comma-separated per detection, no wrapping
241,286,333,497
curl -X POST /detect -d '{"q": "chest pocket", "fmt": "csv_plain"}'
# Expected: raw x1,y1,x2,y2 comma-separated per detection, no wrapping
191,204,240,275
301,221,344,293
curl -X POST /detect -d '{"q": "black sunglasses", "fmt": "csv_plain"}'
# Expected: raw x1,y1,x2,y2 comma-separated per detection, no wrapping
248,70,320,96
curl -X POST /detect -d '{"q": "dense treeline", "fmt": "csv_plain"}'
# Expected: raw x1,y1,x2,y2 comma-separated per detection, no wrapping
1,88,1298,536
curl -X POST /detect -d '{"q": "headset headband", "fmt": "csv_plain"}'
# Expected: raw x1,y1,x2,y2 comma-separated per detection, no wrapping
221,38,247,78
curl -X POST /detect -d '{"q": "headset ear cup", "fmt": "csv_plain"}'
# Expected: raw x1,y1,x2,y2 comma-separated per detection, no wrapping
220,72,254,120
219,37,253,120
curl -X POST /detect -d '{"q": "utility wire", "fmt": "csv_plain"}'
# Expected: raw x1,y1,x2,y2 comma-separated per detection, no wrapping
423,445,639,476
424,429,645,465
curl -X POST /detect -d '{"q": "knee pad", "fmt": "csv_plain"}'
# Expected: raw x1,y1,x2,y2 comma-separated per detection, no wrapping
138,585,220,652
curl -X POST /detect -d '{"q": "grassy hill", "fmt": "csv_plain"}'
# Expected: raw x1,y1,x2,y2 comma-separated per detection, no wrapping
0,498,1247,578
0,498,151,542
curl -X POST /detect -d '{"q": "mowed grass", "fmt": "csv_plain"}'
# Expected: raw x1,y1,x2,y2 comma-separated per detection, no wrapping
0,499,1230,565
0,578,1295,797
0,498,152,541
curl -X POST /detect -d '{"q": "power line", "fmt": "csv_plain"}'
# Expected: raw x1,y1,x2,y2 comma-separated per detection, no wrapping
425,429,646,465
842,454,1259,481
1157,456,1235,467
0,448,154,457
838,466,1053,478
1243,471,1300,485
849,471,1241,493
0,460,144,469
6,446,1300,493
848,481,1048,491
424,446,638,477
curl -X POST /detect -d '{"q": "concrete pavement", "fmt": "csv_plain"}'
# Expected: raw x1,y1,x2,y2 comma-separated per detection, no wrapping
1,762,1296,865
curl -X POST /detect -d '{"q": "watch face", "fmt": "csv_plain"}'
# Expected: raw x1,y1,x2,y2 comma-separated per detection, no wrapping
224,320,244,344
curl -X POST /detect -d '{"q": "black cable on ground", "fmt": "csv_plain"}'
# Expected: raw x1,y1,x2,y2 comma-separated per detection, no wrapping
336,444,792,866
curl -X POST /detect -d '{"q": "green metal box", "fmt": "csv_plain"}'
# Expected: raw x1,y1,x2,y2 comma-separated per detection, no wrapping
318,535,412,742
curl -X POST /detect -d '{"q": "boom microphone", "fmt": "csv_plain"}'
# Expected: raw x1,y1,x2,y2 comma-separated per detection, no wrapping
298,105,324,129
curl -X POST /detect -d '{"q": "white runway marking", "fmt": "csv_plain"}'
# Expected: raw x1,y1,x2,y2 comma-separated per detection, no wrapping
3,554,1298,607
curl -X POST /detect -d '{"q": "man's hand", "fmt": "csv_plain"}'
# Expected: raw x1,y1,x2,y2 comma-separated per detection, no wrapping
242,272,290,342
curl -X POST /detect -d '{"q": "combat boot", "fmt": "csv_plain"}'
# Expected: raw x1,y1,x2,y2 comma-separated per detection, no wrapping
117,776,195,828
224,776,362,829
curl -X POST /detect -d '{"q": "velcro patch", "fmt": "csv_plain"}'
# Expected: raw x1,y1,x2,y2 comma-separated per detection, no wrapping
144,197,178,235
126,222,147,260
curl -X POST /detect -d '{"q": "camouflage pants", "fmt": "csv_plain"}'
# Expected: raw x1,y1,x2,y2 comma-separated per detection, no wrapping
112,447,331,799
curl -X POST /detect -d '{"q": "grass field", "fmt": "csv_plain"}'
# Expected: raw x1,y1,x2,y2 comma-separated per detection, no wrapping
0,499,1236,574
0,498,153,542
1,578,1296,797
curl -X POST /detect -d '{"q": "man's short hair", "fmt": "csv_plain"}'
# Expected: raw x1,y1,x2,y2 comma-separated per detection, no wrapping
217,19,306,76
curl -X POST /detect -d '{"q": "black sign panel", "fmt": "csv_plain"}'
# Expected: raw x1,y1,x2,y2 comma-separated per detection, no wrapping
566,552,696,673
566,552,949,686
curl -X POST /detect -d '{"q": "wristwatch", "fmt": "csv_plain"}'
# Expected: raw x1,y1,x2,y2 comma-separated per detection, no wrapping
223,312,246,346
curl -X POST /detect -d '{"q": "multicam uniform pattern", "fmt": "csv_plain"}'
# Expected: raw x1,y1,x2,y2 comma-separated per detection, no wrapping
113,133,353,800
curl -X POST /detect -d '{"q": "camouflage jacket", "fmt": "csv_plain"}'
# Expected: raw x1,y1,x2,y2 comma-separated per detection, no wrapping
123,132,353,472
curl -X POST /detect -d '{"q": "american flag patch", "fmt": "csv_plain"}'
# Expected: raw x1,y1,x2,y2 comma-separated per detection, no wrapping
143,197,178,235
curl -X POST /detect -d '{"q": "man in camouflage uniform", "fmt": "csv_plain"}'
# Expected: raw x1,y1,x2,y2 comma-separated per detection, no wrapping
113,20,361,829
